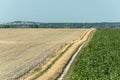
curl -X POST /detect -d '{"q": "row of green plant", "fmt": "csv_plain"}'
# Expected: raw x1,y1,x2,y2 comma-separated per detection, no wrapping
64,28,120,80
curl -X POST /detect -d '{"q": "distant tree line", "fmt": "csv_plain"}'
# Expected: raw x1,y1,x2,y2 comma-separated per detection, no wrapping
0,22,120,28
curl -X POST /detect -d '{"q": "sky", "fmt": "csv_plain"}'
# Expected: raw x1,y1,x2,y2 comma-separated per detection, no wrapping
0,0,120,23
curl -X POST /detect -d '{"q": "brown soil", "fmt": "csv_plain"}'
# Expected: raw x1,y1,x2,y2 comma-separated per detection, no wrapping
0,29,87,80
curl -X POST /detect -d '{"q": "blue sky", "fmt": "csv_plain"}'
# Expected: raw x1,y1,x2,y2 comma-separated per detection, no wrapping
0,0,120,22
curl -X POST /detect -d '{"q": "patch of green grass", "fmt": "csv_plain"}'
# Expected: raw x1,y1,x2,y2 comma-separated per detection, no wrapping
34,67,42,72
64,28,120,80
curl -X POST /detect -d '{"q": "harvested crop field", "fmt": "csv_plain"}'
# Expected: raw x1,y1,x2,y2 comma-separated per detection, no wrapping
0,28,88,80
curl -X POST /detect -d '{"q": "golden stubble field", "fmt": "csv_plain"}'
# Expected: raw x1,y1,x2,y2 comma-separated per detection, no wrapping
0,28,88,80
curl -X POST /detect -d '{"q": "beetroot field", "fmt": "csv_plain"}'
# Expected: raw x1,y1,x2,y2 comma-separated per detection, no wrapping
64,28,120,80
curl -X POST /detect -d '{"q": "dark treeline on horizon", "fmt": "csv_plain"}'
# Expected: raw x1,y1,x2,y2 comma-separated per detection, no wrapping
0,21,120,28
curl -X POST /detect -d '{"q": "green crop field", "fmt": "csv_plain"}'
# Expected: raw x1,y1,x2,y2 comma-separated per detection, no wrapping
64,28,120,80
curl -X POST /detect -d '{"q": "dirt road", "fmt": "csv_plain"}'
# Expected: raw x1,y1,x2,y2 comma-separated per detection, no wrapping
35,28,95,80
